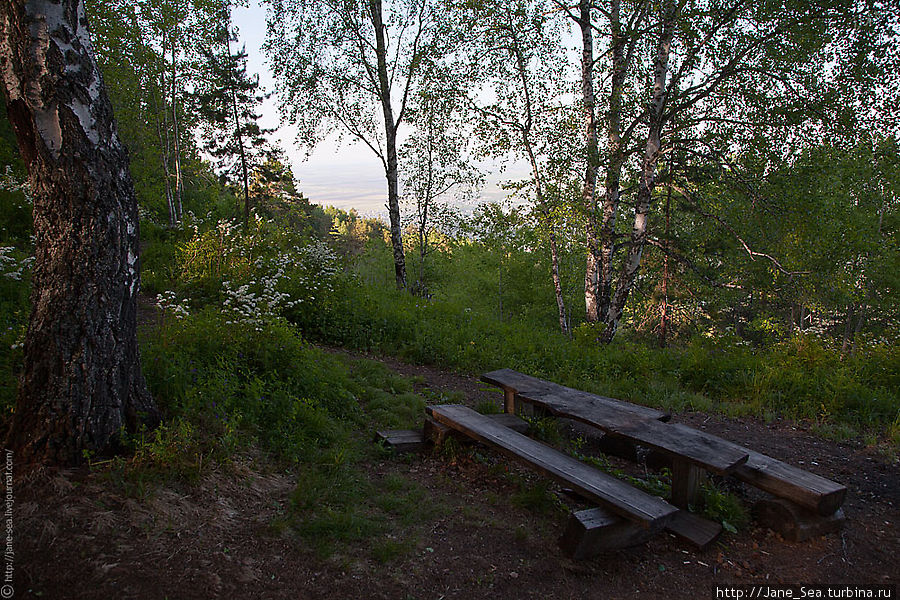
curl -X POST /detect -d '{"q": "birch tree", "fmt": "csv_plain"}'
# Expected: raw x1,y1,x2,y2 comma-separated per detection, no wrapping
402,85,481,293
558,0,878,341
265,0,444,289
0,0,159,465
457,0,574,334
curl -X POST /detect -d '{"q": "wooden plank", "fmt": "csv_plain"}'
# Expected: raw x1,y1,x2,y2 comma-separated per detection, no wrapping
664,510,723,550
627,431,846,516
753,498,846,542
425,412,530,445
618,422,749,474
515,393,747,473
482,368,671,422
559,507,657,559
375,429,426,453
427,404,678,528
733,450,847,516
482,370,748,474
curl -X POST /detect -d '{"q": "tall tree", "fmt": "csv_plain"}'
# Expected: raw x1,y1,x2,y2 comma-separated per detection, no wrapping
88,0,176,223
87,0,221,226
402,85,481,292
0,0,159,465
564,0,882,342
196,5,274,227
265,0,443,289
457,0,574,334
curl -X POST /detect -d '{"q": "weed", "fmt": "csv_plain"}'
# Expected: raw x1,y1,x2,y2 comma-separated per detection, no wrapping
513,525,529,543
475,399,501,415
510,478,562,515
699,481,749,533
527,416,562,446
371,538,409,563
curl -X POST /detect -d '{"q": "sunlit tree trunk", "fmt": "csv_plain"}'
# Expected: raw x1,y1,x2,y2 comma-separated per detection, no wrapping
0,0,159,465
371,0,407,289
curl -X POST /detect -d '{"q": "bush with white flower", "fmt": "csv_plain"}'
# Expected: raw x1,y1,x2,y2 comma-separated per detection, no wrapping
0,246,33,282
171,213,342,332
155,290,190,320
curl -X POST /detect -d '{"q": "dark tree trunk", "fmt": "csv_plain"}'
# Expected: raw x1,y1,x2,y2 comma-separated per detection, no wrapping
170,31,183,222
370,0,407,289
149,72,176,227
0,0,159,466
850,303,866,356
224,24,251,229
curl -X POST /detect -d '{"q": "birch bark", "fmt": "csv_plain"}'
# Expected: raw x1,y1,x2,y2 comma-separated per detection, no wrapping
0,0,159,465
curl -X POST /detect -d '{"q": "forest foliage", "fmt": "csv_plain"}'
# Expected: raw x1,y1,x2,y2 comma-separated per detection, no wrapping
0,0,898,467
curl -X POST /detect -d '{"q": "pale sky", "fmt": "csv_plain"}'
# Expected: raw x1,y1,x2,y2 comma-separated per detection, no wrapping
231,1,525,217
231,3,387,215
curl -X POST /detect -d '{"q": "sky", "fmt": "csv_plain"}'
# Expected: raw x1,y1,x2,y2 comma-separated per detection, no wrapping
231,3,388,216
230,2,526,218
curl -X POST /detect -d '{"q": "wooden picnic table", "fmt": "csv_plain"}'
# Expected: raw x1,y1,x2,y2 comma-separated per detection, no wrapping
482,369,750,507
481,369,846,515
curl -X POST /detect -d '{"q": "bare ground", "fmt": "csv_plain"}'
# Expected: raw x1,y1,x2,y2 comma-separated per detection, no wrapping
10,349,899,599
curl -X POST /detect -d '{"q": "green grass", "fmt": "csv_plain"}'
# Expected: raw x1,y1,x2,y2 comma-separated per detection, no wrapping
699,481,750,533
288,270,899,445
137,306,450,560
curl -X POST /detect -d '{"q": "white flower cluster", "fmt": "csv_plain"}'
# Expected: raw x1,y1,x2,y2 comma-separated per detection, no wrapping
297,241,339,278
0,246,34,281
156,290,190,319
287,241,339,302
0,166,32,205
221,241,340,330
222,279,299,331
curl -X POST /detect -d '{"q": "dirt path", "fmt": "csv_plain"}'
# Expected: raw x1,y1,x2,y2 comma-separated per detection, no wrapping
11,348,899,599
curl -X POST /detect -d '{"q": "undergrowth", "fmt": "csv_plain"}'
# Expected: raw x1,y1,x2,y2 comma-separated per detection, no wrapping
104,307,441,562
292,269,899,446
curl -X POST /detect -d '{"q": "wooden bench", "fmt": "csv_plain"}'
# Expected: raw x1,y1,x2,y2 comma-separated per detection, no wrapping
482,369,750,507
427,404,678,529
732,449,846,516
481,369,847,521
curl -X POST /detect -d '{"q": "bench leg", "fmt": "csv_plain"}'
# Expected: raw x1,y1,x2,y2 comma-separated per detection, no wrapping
559,507,656,559
671,460,705,509
753,498,845,542
424,417,451,447
504,389,516,414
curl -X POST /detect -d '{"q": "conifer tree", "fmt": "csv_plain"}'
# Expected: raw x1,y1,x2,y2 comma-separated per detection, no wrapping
195,7,273,227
